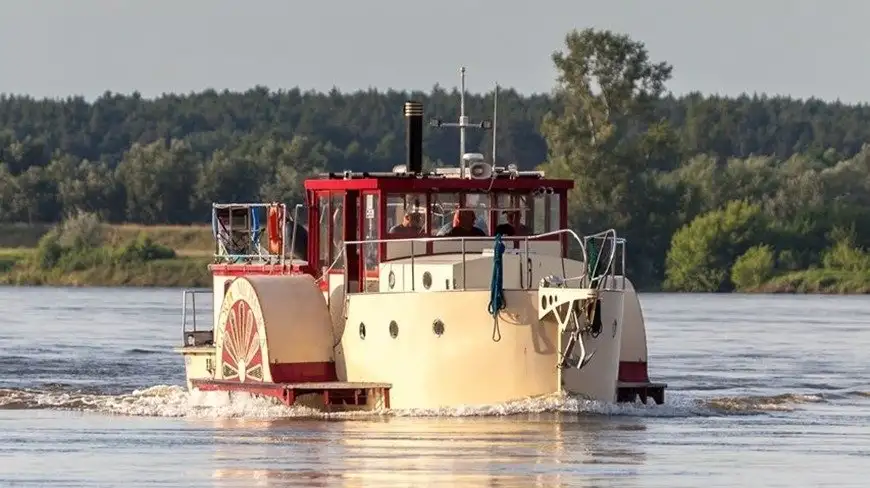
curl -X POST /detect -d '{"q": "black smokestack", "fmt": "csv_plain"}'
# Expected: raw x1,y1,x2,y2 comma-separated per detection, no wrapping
404,100,423,174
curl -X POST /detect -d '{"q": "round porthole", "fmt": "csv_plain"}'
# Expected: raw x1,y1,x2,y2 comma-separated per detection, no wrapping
389,320,399,338
388,271,396,289
359,322,366,339
433,319,445,336
422,271,432,289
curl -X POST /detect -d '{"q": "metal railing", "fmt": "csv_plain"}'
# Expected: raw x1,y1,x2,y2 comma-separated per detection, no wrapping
582,229,626,291
342,228,625,294
180,289,214,346
212,202,289,265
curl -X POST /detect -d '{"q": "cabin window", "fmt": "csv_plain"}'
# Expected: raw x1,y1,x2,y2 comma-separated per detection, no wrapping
494,193,533,236
318,194,329,266
430,192,489,237
362,192,379,275
386,193,426,238
465,193,491,235
549,193,561,231
330,193,344,268
430,193,460,236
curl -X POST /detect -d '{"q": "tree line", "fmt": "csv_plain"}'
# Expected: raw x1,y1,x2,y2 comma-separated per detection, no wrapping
2,28,870,290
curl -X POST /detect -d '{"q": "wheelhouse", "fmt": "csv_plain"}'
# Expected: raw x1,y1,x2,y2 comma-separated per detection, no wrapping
303,167,574,292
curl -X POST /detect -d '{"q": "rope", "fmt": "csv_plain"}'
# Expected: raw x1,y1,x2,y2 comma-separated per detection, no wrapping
488,233,506,342
586,239,599,286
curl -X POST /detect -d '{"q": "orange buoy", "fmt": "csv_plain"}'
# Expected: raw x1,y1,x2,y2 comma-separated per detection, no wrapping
267,204,284,255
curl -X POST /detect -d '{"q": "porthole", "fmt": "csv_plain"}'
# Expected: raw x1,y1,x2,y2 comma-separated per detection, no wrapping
388,271,396,289
433,319,445,336
422,272,432,289
359,322,366,339
389,320,399,338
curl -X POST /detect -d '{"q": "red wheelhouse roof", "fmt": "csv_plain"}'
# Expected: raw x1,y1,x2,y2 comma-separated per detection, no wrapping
303,174,574,192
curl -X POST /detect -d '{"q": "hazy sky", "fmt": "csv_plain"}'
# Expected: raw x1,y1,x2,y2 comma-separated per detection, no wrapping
0,0,866,102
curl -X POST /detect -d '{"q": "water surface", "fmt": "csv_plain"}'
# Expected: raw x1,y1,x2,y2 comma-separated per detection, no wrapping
1,288,868,487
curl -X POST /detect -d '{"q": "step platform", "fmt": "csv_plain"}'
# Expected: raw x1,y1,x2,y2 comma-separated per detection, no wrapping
616,381,667,405
191,379,392,411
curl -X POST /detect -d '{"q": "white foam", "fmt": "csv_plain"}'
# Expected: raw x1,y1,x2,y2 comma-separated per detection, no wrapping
0,384,755,419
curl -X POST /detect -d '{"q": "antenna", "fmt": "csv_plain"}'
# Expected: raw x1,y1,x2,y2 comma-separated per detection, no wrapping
492,83,498,165
429,66,493,178
460,67,467,162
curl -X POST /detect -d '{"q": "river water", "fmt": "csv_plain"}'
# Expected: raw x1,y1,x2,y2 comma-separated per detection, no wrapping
0,287,868,487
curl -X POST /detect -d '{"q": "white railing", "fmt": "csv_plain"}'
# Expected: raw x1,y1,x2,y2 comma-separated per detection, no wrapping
180,289,214,347
342,228,625,294
582,229,625,289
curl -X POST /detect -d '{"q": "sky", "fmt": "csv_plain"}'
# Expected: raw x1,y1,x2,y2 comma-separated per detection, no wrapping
0,0,867,103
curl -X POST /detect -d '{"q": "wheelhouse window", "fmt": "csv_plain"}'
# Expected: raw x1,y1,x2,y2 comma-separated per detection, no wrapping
465,193,491,235
330,193,344,267
386,193,426,238
493,193,533,236
317,194,329,266
316,191,345,272
533,189,561,235
430,192,488,237
430,192,459,236
362,192,379,289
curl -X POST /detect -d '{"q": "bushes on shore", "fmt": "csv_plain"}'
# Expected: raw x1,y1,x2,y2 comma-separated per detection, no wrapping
0,211,210,287
33,210,176,272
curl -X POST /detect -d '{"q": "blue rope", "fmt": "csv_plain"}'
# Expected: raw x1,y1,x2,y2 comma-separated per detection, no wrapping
488,233,507,316
250,207,263,248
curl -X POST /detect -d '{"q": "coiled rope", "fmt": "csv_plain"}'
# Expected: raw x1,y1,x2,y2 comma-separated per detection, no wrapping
488,233,506,342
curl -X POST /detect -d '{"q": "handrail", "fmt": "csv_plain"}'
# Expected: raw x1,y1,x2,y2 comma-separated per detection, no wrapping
341,228,631,293
584,229,618,285
345,227,588,253
180,289,214,345
581,230,626,291
346,229,589,288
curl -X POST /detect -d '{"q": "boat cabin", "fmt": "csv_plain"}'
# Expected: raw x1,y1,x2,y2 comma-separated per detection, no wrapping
208,166,573,281
304,165,573,290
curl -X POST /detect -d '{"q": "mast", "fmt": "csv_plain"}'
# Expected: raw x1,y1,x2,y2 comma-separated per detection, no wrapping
458,66,469,177
429,66,492,178
492,83,499,165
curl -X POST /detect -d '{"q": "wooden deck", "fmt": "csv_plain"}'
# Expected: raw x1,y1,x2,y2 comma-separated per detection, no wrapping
191,379,392,410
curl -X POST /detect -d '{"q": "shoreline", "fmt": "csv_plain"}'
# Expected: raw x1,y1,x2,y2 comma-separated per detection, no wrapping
1,224,866,294
1,264,866,294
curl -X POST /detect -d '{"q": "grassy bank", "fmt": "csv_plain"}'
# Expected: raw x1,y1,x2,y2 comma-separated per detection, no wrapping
755,269,870,294
0,218,213,287
0,222,214,256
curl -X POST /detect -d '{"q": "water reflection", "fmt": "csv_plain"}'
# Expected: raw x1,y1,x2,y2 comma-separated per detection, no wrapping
207,414,648,487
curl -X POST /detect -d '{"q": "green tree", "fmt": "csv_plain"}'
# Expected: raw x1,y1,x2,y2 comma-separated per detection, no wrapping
664,200,766,292
539,28,679,287
115,139,200,224
731,245,776,292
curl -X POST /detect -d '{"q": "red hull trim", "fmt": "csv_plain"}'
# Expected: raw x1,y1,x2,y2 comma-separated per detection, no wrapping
617,360,650,383
270,361,337,383
209,264,309,277
191,378,392,410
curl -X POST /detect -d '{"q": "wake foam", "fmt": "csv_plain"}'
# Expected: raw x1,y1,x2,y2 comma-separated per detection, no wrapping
0,384,852,419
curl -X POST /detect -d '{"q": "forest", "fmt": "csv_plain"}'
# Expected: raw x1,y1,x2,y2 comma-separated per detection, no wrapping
2,28,870,292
